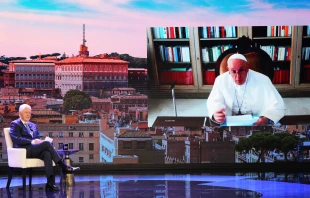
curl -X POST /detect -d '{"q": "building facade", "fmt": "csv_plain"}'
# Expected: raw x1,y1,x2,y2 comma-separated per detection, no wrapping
55,53,129,97
9,59,56,89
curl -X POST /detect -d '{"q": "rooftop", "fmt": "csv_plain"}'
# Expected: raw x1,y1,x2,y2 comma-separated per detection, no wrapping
56,57,129,64
117,131,152,138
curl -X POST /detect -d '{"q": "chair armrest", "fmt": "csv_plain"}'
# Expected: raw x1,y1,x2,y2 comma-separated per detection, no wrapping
7,148,27,168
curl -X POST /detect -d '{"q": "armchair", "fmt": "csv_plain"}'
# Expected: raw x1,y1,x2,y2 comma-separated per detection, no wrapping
4,128,55,190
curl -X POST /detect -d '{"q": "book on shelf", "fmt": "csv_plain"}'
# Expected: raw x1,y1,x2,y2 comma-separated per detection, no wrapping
201,45,233,62
260,45,291,61
159,45,191,62
153,27,189,39
272,68,290,84
302,47,310,60
304,64,310,81
160,70,193,85
201,26,237,38
266,26,292,37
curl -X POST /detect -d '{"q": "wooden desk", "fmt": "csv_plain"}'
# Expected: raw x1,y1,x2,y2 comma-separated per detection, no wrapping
152,115,310,127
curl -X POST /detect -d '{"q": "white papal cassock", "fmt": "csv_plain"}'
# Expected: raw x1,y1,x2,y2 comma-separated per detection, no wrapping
207,69,286,124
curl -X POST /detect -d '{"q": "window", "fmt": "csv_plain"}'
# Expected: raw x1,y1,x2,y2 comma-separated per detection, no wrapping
89,154,94,160
58,143,63,149
0,132,2,137
48,132,53,137
58,132,64,138
0,143,2,150
79,157,84,163
69,143,73,149
123,141,132,149
89,133,94,138
89,143,94,151
79,132,84,137
79,143,84,151
137,141,146,149
69,132,73,137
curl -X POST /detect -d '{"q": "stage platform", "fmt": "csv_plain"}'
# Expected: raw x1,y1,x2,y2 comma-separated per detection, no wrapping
1,172,310,197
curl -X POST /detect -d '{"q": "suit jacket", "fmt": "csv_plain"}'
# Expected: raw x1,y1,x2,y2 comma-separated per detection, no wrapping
10,118,40,149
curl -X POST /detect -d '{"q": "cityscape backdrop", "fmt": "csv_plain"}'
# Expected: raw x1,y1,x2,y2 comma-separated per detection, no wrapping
0,1,310,166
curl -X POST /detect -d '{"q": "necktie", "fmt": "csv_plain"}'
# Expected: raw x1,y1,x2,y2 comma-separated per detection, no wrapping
25,122,33,137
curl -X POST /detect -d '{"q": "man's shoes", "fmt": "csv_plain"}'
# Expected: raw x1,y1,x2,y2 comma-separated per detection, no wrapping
45,183,60,191
62,166,80,174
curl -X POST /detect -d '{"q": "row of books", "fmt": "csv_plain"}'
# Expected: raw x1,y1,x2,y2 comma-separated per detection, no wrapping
302,47,310,60
203,71,215,85
306,26,310,36
260,45,291,61
159,45,191,62
160,71,193,85
266,26,292,37
201,26,238,38
153,27,189,39
159,70,289,85
303,64,310,81
272,69,290,84
202,45,233,62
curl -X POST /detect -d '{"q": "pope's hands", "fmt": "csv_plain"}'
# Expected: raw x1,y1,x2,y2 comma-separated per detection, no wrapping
253,116,269,126
31,139,43,145
213,108,226,123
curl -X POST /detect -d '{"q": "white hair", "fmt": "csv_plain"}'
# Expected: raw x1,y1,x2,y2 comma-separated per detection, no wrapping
19,104,32,113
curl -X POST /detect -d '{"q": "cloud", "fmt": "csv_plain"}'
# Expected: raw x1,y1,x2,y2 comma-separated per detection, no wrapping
1,1,310,58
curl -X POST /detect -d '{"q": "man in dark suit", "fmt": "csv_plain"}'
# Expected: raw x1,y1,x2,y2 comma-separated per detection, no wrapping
10,104,80,191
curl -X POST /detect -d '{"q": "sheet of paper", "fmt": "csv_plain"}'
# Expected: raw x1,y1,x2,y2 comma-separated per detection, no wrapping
44,136,53,143
220,115,260,126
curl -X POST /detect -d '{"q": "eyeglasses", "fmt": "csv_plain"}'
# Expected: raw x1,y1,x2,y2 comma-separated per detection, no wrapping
229,69,247,75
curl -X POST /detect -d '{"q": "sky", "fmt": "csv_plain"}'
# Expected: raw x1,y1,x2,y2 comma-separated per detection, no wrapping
1,0,310,58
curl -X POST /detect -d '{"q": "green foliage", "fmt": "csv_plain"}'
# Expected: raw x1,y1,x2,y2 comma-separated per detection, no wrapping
106,52,147,68
236,131,304,163
63,90,92,113
0,56,27,64
157,139,162,146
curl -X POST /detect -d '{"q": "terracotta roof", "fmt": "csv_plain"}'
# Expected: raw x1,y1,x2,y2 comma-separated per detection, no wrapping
2,69,15,73
112,88,136,91
91,97,111,103
117,131,151,138
103,128,117,139
111,94,147,99
0,62,9,66
11,59,57,63
56,57,129,64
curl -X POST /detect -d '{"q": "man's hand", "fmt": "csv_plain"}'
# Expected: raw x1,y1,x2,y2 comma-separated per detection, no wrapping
31,139,43,145
213,108,226,124
253,116,269,126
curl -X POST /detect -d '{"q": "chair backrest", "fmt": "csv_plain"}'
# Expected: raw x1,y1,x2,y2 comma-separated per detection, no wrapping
215,36,274,81
4,128,13,149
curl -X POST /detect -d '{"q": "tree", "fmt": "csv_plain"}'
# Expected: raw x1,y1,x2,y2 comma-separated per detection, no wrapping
235,132,276,163
63,90,92,113
250,132,276,163
274,133,301,161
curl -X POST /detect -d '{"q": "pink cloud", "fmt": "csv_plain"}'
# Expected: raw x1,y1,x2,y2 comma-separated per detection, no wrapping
1,3,310,58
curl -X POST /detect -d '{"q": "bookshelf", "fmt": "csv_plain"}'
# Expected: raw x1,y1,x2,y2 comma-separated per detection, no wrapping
147,27,198,90
147,25,310,98
193,26,240,90
295,25,310,86
249,26,296,90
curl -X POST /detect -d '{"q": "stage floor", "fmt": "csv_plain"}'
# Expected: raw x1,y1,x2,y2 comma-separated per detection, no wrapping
1,173,310,197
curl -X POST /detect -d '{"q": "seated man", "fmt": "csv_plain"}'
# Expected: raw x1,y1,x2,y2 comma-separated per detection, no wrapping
207,53,286,126
10,104,80,191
